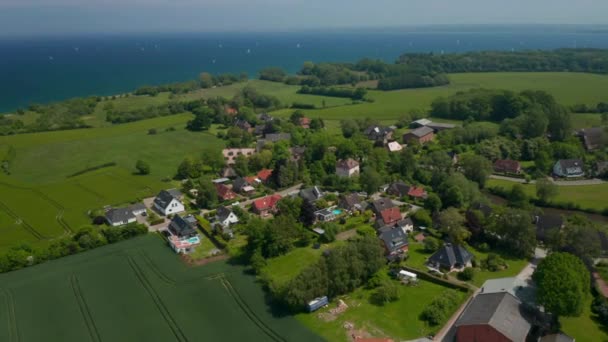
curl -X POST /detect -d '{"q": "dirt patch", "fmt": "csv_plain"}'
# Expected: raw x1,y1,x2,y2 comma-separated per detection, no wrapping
181,254,229,267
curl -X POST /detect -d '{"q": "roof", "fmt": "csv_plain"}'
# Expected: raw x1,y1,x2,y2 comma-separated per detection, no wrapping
232,177,250,192
336,158,359,170
480,277,536,304
212,178,230,184
167,189,182,199
169,215,197,237
154,190,180,210
221,167,237,178
414,233,426,242
378,227,408,253
300,186,324,202
540,333,575,342
340,193,363,209
428,243,473,269
364,125,393,140
579,127,606,150
426,122,457,131
290,146,306,157
315,208,335,217
407,186,427,198
380,207,402,225
387,141,403,152
299,117,311,127
397,217,414,228
412,118,432,126
405,126,434,138
235,119,251,130
216,206,234,222
253,194,282,211
455,292,531,342
387,181,410,197
494,159,521,173
556,159,584,175
372,198,395,214
535,214,564,242
258,112,273,122
215,184,237,200
257,169,273,182
105,207,135,224
128,203,146,213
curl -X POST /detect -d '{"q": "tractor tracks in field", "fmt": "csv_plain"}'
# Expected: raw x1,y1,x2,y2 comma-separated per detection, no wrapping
70,275,101,342
138,250,176,286
216,274,287,342
1,288,20,342
0,200,44,240
127,256,189,342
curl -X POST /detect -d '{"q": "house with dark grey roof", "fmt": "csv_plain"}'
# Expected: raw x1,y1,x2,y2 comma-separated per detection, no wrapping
378,226,409,257
578,127,607,151
535,214,564,244
315,207,338,222
300,186,324,203
371,197,396,216
128,203,147,216
426,122,457,132
167,215,200,254
339,193,367,212
553,159,585,178
290,146,307,162
233,177,255,194
154,190,185,216
402,126,435,144
455,292,531,342
105,207,137,227
427,243,473,272
364,125,394,145
213,206,238,238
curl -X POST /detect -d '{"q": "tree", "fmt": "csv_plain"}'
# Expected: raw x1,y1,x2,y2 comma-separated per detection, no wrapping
412,209,432,228
340,119,359,138
199,72,214,88
457,267,475,281
518,108,549,138
300,199,317,227
533,252,590,317
196,178,218,209
534,150,553,175
176,157,202,179
424,237,440,253
436,208,470,245
290,110,305,125
360,167,383,195
259,67,287,82
135,160,150,175
487,208,536,258
536,178,559,203
187,107,213,131
424,193,443,213
371,280,400,305
459,154,493,188
508,184,529,209
233,155,249,177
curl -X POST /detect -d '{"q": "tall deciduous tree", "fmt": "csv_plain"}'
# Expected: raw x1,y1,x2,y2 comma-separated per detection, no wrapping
536,178,559,203
459,154,493,188
488,207,536,258
436,208,470,245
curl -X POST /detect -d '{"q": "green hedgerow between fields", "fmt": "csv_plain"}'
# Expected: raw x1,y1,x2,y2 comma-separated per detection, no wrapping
0,235,322,342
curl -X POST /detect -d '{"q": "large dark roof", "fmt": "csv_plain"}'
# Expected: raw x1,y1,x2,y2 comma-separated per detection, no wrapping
232,177,250,192
387,181,411,197
216,206,234,222
535,214,564,242
154,190,179,210
300,186,324,202
105,207,135,224
378,227,408,253
364,125,393,140
428,243,473,269
169,215,197,237
556,159,584,175
579,127,606,151
371,198,395,215
406,126,434,138
456,292,531,342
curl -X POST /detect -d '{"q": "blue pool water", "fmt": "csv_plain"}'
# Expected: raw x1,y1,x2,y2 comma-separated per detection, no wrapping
332,209,342,215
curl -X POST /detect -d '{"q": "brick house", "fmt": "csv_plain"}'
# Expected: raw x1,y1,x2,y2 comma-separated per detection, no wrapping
402,126,435,144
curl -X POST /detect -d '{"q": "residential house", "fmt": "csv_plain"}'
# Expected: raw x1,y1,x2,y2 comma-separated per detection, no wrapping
336,158,360,178
387,141,403,152
225,107,238,116
493,159,522,174
220,167,237,179
386,181,427,199
233,177,255,194
252,194,282,217
339,193,367,212
300,186,324,203
290,146,307,162
371,197,396,216
553,159,585,178
315,208,338,222
535,214,564,244
378,226,409,257
455,292,531,342
214,206,238,238
154,190,185,216
215,184,237,202
578,127,606,151
128,203,147,216
258,112,274,122
396,217,414,234
402,126,435,144
105,207,137,227
410,118,432,128
427,243,473,272
299,117,311,129
235,119,252,132
595,161,608,177
257,169,273,183
364,125,394,145
426,122,457,132
222,148,256,165
167,215,201,254
376,207,402,228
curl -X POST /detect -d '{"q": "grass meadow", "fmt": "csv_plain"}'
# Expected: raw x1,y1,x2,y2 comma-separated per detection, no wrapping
0,235,322,342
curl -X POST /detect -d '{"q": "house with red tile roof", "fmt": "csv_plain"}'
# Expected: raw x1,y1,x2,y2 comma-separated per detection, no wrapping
379,207,402,227
407,186,427,199
215,184,237,201
299,117,311,129
252,194,282,217
257,169,273,183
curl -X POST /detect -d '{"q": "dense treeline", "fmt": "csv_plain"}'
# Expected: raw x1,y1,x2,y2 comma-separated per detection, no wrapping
571,102,608,113
396,49,608,74
135,72,246,96
105,101,186,123
377,73,449,90
298,86,367,100
0,224,148,273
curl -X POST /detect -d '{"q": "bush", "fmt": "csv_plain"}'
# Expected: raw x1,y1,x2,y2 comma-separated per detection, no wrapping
148,128,157,135
424,237,440,253
371,280,400,305
420,291,460,326
482,253,508,272
457,267,475,281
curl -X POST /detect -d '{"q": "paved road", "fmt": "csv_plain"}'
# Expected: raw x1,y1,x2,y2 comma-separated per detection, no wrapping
490,175,605,186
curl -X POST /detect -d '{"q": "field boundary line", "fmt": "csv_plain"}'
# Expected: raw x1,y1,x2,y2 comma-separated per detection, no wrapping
74,183,106,201
138,250,176,285
70,275,101,342
1,288,20,342
127,256,188,342
0,200,44,240
218,275,286,342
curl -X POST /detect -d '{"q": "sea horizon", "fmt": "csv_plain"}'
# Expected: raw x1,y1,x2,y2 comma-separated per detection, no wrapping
2,24,608,113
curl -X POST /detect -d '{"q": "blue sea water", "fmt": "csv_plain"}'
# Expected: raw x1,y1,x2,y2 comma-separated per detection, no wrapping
2,26,608,113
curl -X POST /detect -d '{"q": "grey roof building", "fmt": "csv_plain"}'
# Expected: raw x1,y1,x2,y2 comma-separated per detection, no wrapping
371,197,396,216
578,127,606,151
553,159,585,178
535,214,564,243
105,208,136,226
339,193,367,212
300,186,324,203
378,226,409,255
455,292,531,342
169,215,198,238
427,243,473,271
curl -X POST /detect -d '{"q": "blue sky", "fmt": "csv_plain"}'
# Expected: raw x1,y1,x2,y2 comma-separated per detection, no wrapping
1,0,607,36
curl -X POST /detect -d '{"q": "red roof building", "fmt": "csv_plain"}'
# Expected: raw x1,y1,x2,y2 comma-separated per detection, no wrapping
380,207,402,226
257,169,273,182
226,107,238,115
493,159,522,174
299,117,311,129
407,186,428,199
215,184,237,201
252,194,282,216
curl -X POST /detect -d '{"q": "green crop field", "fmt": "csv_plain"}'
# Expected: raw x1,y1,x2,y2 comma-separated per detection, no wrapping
0,235,322,342
487,179,608,212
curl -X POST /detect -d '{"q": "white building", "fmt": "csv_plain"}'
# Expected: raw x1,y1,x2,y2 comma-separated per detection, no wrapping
154,190,185,216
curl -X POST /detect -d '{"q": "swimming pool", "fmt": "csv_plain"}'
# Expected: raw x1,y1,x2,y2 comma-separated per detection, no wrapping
332,209,342,215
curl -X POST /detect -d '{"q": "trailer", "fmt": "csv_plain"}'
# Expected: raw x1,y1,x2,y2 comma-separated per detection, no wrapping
307,296,329,312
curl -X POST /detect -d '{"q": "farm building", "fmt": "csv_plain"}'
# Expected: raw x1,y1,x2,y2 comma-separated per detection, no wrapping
455,292,531,342
410,118,432,128
154,190,185,216
578,127,606,151
426,122,457,132
402,126,434,144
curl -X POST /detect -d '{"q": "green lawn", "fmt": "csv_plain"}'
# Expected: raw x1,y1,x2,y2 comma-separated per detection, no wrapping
0,235,322,342
487,179,608,212
571,113,606,129
296,279,469,341
561,297,608,342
